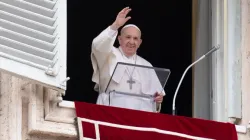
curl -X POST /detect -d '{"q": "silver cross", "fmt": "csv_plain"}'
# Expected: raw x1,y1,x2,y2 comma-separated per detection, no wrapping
127,77,135,90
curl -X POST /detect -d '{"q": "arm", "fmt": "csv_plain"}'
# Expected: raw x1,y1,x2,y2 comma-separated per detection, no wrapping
92,6,131,54
91,7,132,86
91,7,132,69
91,26,118,70
91,25,118,53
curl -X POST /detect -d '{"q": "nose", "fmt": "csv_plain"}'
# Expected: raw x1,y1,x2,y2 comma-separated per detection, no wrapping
129,38,135,44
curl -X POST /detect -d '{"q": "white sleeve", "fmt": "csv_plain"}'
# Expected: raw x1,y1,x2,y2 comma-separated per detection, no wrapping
92,26,118,53
91,26,118,86
107,26,118,38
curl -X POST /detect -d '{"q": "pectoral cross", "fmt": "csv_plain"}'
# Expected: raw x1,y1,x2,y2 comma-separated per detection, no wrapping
127,77,135,90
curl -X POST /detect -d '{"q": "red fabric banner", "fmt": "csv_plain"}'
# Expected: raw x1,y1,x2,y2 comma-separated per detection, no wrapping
75,101,237,140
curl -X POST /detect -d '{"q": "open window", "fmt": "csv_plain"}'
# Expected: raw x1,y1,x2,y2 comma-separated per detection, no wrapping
0,0,68,93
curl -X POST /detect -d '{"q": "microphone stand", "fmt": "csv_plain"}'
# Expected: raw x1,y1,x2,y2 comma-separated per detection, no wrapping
172,45,220,115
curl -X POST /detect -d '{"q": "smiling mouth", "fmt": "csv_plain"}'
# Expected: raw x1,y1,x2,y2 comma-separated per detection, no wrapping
127,46,135,48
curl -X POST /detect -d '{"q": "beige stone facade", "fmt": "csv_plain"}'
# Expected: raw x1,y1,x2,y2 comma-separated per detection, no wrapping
1,0,250,140
0,73,77,140
237,0,250,139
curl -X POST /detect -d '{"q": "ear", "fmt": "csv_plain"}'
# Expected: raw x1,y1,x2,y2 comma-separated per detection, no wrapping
118,35,122,44
138,38,142,46
136,39,142,49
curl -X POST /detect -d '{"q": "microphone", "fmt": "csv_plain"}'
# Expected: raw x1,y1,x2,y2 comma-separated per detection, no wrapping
172,45,220,115
204,45,220,57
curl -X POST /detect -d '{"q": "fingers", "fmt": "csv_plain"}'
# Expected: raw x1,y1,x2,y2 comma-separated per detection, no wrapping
121,7,130,13
155,92,163,97
125,16,131,22
125,8,131,15
154,95,163,103
113,7,132,29
155,96,163,100
119,7,131,16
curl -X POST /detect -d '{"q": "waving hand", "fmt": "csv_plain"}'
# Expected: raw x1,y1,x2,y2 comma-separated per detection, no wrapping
111,7,132,30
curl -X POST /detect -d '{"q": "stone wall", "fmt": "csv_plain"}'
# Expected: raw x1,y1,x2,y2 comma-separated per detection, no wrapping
1,0,250,139
0,70,249,139
0,72,78,140
237,0,250,139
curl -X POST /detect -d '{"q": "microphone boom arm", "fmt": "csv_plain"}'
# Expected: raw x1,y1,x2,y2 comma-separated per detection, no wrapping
172,45,220,115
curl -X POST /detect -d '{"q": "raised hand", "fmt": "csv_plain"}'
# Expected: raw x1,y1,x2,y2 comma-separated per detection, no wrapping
111,7,132,30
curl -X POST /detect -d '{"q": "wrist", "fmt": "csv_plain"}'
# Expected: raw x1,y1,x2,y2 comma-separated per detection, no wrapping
110,22,119,31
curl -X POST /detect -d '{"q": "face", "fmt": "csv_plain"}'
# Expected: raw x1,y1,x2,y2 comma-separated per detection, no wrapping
118,27,142,57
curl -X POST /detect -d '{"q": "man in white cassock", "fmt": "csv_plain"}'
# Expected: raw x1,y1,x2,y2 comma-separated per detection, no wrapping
90,7,165,112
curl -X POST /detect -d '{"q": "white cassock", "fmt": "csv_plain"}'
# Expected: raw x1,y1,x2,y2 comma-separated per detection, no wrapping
91,26,165,112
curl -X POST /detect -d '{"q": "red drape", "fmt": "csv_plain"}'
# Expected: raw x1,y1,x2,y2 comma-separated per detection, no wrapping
75,101,237,140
